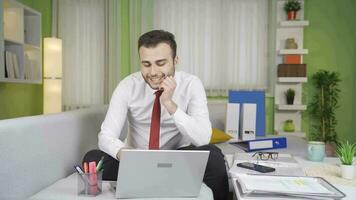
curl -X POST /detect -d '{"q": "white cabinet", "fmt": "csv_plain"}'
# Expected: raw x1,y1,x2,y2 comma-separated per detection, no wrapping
274,0,308,138
0,0,42,84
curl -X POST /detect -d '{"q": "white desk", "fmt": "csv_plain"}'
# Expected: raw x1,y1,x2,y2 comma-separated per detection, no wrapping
295,156,356,200
29,173,213,200
231,156,356,200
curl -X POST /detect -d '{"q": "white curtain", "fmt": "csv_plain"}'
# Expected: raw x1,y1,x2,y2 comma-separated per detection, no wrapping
129,0,154,73
58,0,121,110
153,0,268,96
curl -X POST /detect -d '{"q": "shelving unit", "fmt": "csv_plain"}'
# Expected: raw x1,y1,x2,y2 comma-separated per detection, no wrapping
274,0,308,138
0,0,42,84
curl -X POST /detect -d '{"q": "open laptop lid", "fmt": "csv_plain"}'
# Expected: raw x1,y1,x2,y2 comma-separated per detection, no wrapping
115,149,209,199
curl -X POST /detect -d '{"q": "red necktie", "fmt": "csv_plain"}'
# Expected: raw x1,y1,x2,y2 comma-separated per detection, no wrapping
149,90,163,149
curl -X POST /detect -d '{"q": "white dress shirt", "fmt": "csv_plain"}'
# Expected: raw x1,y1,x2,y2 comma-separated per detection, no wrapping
98,71,212,159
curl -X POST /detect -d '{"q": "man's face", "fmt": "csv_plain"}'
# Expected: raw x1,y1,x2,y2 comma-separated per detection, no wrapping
139,43,177,90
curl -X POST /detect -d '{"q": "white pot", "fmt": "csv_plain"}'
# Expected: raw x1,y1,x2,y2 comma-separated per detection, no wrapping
340,164,356,179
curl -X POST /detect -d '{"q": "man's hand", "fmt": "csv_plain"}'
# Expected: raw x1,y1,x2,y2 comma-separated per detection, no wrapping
160,76,177,115
116,147,132,160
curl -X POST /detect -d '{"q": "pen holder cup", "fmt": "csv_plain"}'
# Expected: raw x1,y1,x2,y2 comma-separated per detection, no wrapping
77,171,103,196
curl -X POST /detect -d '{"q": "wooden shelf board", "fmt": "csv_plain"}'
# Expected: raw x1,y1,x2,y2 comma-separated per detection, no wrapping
277,77,308,83
279,49,309,55
279,20,309,27
0,78,42,84
276,104,307,111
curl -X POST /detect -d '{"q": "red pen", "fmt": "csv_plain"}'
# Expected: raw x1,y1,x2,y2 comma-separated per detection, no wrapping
83,162,89,173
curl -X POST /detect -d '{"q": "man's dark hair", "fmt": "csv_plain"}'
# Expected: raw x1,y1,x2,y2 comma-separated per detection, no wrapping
138,30,177,59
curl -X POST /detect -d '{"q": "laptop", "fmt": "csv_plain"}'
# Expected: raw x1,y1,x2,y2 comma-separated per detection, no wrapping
114,149,210,199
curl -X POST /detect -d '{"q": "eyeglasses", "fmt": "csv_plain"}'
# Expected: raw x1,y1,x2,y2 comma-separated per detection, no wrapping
252,152,279,161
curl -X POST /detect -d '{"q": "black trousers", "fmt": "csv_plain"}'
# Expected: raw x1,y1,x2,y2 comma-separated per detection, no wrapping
83,144,229,200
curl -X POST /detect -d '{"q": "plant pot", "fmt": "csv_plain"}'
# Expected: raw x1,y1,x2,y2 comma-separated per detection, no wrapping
325,142,336,157
287,11,297,20
307,141,325,162
286,96,294,105
340,164,356,179
283,120,295,132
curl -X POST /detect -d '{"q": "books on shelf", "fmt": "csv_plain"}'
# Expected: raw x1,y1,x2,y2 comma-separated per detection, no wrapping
12,53,20,78
24,54,39,81
5,51,15,78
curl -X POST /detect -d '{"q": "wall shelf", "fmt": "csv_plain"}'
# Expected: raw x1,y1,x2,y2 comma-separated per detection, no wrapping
279,20,309,27
279,49,308,55
274,0,307,138
278,77,308,83
0,0,42,84
276,104,307,111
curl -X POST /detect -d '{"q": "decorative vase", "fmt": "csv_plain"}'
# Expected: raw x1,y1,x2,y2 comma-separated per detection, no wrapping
286,95,294,105
307,141,325,162
285,38,298,49
287,11,297,20
340,164,356,179
325,142,336,157
283,120,295,132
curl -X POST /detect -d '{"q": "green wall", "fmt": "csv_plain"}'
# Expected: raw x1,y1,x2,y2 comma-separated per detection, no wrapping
1,0,356,144
303,0,356,143
0,0,52,119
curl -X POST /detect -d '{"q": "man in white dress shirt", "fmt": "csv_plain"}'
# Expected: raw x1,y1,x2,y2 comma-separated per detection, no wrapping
83,30,228,200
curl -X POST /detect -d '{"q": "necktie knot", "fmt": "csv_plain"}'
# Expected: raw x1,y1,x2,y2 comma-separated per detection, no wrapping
155,90,163,97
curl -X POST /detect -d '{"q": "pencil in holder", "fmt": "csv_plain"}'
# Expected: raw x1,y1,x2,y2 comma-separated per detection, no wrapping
77,171,103,196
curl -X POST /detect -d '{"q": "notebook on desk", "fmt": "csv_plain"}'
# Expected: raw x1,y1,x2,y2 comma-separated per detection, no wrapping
113,149,209,199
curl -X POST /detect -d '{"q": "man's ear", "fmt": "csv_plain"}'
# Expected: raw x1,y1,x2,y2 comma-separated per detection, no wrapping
174,56,178,66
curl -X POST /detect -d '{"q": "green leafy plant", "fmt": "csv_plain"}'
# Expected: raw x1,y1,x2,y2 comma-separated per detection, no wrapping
336,141,356,165
285,88,295,105
284,0,302,12
309,70,341,142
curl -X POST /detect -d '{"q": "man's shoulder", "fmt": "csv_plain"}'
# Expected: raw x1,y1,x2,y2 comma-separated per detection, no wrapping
120,72,143,85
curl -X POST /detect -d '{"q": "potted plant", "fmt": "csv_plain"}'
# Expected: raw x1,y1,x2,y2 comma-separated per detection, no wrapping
285,88,295,105
283,119,295,132
309,70,341,157
284,0,302,20
336,141,356,179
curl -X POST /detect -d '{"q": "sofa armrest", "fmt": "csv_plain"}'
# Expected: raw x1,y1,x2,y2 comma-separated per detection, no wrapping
0,106,107,200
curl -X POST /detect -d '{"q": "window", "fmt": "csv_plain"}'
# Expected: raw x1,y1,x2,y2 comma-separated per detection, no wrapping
153,0,268,96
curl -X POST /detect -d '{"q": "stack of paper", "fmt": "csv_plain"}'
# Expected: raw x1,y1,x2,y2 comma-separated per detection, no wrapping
233,174,345,200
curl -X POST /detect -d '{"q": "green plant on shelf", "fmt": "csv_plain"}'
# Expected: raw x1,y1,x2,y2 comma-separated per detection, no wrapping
284,0,302,12
285,88,295,105
336,141,356,165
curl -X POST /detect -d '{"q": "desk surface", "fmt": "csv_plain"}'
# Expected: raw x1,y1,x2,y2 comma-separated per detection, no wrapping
295,156,356,200
29,174,213,200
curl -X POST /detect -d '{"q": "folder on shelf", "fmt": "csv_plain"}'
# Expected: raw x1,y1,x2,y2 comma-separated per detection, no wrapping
228,90,265,137
225,103,240,140
230,136,287,152
239,103,257,141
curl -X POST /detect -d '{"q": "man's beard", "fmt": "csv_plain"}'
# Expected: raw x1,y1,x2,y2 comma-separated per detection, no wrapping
142,68,175,90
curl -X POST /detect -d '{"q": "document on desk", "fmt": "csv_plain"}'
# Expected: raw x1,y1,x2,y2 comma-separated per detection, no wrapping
234,174,346,199
238,174,332,194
